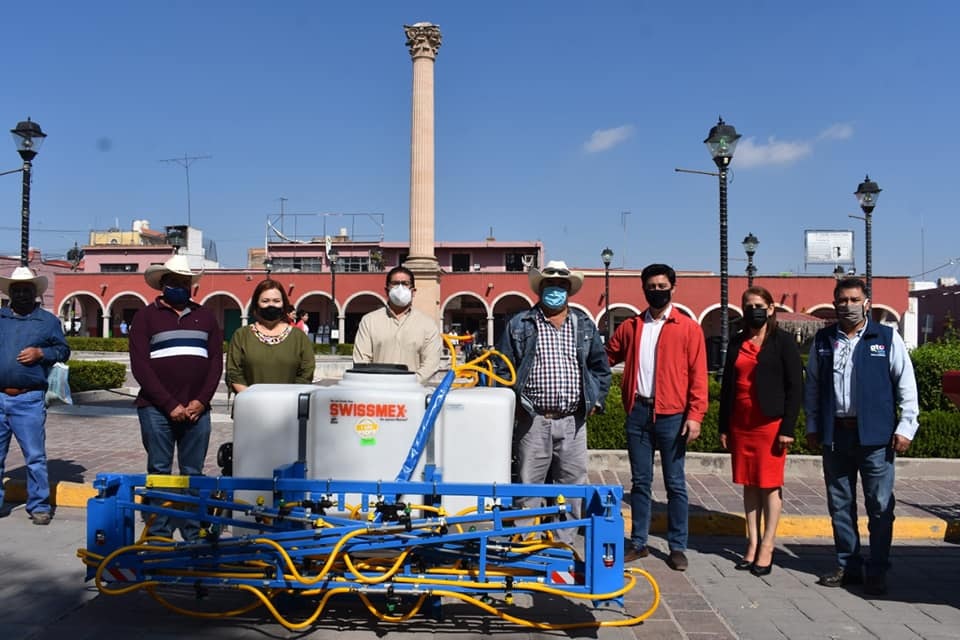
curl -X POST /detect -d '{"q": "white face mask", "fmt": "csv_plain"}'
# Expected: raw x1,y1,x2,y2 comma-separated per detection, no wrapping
388,285,413,308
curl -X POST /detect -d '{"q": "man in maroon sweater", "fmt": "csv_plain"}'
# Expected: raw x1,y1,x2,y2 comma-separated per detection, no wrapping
129,254,223,541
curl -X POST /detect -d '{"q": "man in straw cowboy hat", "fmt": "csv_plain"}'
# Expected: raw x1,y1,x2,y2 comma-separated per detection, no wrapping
0,267,70,525
495,260,611,543
129,254,222,541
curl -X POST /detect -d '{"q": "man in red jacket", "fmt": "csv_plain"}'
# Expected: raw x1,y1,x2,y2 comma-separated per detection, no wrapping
606,263,708,571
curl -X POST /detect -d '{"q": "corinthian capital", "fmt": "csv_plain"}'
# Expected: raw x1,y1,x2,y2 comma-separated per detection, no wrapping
404,22,442,60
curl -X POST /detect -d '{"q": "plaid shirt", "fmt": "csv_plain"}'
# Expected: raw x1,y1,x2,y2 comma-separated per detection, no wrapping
522,310,581,414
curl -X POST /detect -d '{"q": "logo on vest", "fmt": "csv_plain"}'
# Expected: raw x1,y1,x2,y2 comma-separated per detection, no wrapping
869,343,887,357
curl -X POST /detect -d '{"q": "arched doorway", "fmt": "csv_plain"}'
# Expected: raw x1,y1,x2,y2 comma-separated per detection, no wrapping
105,292,149,338
341,292,384,344
58,293,105,338
491,293,534,346
201,292,244,341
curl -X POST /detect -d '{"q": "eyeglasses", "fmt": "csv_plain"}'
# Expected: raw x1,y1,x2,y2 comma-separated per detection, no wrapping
541,267,570,277
389,280,413,288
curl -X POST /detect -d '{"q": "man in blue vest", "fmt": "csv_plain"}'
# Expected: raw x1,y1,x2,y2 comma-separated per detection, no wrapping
804,277,918,596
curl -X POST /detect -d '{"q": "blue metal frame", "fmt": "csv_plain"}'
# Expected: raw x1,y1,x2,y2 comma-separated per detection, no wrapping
85,472,626,605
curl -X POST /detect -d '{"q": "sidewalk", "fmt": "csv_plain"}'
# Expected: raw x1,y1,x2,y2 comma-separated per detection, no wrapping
2,388,960,639
2,385,959,541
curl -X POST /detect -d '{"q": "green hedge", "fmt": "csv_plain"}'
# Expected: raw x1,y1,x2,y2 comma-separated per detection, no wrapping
66,336,356,357
910,338,960,412
67,360,127,392
66,337,130,352
587,374,960,458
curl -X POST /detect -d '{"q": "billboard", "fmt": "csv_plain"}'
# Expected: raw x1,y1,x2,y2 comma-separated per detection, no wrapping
804,230,854,266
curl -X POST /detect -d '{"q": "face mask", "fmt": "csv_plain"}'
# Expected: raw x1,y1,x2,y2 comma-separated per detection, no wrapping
541,285,568,310
746,307,769,329
836,304,866,327
388,284,413,308
162,286,191,308
258,305,284,322
644,288,671,309
9,288,36,314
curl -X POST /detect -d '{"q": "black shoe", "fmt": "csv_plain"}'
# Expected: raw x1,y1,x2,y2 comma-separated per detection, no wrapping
624,546,649,563
734,558,754,570
668,550,688,571
750,562,772,577
818,567,863,588
864,574,887,596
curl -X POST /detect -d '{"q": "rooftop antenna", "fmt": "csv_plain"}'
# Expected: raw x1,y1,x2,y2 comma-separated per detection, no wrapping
160,153,212,228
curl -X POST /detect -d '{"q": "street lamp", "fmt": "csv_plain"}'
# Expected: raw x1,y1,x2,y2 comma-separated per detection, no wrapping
328,247,339,349
704,117,741,380
263,256,274,275
854,175,881,297
10,118,47,267
600,247,614,341
742,232,759,287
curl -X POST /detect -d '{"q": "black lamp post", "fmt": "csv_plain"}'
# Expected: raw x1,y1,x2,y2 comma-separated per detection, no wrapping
601,247,614,341
704,117,741,380
263,256,274,275
854,175,881,297
10,119,47,267
742,232,759,287
328,247,339,348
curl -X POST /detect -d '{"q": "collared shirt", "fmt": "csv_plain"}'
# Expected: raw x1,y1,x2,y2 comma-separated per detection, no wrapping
523,309,581,414
0,306,70,389
805,322,920,440
637,305,671,398
352,305,442,383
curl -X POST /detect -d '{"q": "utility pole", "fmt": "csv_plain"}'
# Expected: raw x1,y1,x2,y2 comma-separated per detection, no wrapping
160,153,212,227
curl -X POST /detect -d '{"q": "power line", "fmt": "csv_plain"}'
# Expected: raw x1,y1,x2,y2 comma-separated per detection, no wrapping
160,153,212,228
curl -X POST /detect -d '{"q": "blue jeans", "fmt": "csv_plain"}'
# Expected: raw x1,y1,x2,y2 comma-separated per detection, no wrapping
138,405,211,540
0,390,50,515
626,404,687,551
822,427,896,577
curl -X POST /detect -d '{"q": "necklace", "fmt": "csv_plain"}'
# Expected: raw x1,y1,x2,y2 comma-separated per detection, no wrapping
251,323,292,345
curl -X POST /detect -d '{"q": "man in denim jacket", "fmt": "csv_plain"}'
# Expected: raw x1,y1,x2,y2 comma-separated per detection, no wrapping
0,267,70,525
495,260,611,543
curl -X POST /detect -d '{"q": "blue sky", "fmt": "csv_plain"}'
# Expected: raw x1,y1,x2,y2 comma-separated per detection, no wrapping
2,1,957,280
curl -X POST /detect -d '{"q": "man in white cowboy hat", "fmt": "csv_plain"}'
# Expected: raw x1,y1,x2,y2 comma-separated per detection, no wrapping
129,254,222,541
0,266,70,524
495,260,611,543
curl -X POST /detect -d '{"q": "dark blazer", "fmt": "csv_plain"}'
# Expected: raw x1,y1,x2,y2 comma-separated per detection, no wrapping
718,327,803,437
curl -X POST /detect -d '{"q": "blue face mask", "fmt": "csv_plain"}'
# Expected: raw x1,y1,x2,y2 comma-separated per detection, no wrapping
163,286,191,307
541,285,568,310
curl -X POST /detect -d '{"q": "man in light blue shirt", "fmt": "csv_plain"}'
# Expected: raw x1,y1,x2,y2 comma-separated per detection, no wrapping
805,277,919,596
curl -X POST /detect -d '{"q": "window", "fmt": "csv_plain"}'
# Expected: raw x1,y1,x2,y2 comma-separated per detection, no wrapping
505,253,527,272
451,253,471,272
272,257,322,273
101,263,138,273
338,256,370,273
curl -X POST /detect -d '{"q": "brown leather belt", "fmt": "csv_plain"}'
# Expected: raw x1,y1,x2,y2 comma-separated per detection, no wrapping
835,416,858,430
634,394,655,407
2,386,44,396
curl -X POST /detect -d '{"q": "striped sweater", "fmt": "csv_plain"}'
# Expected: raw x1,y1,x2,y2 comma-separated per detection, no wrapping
129,299,223,414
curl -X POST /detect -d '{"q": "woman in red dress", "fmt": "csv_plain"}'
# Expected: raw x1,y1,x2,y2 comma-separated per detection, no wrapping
719,286,803,576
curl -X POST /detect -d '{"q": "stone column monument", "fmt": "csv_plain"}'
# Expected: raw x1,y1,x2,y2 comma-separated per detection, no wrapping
403,22,442,325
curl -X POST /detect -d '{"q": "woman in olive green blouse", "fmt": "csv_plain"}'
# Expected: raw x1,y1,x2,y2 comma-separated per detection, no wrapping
226,279,315,392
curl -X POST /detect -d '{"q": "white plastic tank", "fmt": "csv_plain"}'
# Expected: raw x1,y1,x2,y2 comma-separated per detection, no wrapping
232,383,319,527
309,364,429,506
435,386,516,515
